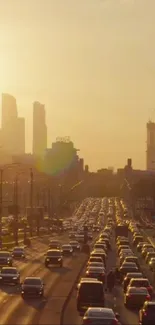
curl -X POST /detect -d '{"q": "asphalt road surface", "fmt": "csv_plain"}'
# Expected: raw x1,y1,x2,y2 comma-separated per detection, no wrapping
0,232,89,325
63,232,155,325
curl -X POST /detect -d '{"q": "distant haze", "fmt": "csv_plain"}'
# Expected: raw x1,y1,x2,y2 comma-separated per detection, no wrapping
0,0,155,171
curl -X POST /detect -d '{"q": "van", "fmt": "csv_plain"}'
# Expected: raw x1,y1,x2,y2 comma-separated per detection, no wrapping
77,279,104,312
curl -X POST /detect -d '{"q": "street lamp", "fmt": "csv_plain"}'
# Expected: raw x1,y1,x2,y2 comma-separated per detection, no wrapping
0,163,19,245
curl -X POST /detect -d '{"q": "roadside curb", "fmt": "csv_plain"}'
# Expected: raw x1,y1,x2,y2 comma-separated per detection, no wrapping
60,235,99,325
2,234,53,249
60,253,89,325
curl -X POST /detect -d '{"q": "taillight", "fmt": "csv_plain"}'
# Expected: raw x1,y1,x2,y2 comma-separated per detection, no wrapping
147,286,152,291
127,294,132,298
83,319,92,324
111,319,118,325
143,311,147,316
146,295,150,300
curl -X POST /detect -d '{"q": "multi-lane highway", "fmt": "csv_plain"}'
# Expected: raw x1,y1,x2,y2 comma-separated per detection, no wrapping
63,199,155,325
0,232,89,325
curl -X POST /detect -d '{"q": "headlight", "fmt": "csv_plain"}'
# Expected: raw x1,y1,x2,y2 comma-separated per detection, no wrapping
58,258,62,261
13,277,17,280
21,291,24,294
70,250,72,252
46,258,50,261
0,277,2,279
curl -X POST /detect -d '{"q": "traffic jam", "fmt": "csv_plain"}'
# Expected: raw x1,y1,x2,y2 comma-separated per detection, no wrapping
74,198,155,325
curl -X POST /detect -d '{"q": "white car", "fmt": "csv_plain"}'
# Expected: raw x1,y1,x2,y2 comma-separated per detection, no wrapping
82,307,120,325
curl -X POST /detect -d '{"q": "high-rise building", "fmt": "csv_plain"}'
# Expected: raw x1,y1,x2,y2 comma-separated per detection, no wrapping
146,121,155,170
33,101,47,156
15,118,25,154
1,94,25,156
1,93,18,154
2,93,17,129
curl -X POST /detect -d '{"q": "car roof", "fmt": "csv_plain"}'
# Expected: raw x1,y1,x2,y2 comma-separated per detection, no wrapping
130,278,148,281
126,272,143,277
80,278,98,282
47,249,61,252
80,279,102,284
25,277,41,280
86,307,114,315
1,267,17,270
62,244,71,246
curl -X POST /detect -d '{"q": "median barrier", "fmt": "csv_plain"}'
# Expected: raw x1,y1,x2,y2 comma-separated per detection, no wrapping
60,235,99,325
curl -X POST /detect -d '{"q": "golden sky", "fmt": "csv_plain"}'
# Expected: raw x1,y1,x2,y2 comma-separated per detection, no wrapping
0,0,155,171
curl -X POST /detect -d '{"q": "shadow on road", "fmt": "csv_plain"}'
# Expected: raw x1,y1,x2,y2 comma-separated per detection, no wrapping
22,296,47,310
0,284,21,295
49,266,71,275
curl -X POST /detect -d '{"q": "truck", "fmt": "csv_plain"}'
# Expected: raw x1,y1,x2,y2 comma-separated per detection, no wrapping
115,224,128,238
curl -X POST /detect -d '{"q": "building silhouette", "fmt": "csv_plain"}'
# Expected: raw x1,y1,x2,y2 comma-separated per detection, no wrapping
33,101,47,157
146,121,155,170
1,94,25,156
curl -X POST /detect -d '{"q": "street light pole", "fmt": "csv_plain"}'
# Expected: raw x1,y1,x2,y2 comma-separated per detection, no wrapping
0,169,3,246
29,169,33,237
14,175,19,245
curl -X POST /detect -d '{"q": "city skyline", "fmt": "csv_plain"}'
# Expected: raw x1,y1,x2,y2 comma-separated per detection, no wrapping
1,0,155,170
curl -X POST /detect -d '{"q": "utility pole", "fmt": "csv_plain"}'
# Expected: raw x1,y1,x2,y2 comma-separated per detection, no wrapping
14,175,19,245
0,169,3,247
29,169,33,237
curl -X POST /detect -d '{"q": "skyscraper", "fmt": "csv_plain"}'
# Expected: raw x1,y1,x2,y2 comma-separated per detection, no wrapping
146,121,155,170
15,118,25,155
1,94,25,156
33,101,47,156
2,93,17,129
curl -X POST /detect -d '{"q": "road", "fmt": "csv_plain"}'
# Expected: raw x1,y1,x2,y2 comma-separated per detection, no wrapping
0,232,89,325
63,231,155,325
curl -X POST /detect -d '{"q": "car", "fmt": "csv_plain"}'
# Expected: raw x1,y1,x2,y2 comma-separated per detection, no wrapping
21,277,44,298
82,307,120,325
118,245,130,254
139,301,155,325
124,287,150,308
62,244,73,255
142,247,154,259
0,267,20,285
90,251,106,265
69,241,80,251
45,249,63,267
86,266,105,283
87,262,104,269
137,242,147,252
119,262,138,278
149,258,155,271
123,272,143,292
77,279,104,312
0,251,13,266
94,243,107,251
122,256,140,268
49,243,61,249
145,252,155,264
128,278,153,297
12,247,25,259
88,257,103,264
77,277,98,290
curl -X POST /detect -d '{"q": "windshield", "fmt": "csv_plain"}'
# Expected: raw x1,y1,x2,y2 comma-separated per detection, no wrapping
131,280,149,286
24,278,41,285
47,251,61,256
0,253,10,257
79,283,103,298
1,269,17,274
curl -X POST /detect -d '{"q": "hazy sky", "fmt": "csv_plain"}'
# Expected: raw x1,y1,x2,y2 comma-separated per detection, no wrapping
0,0,155,171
